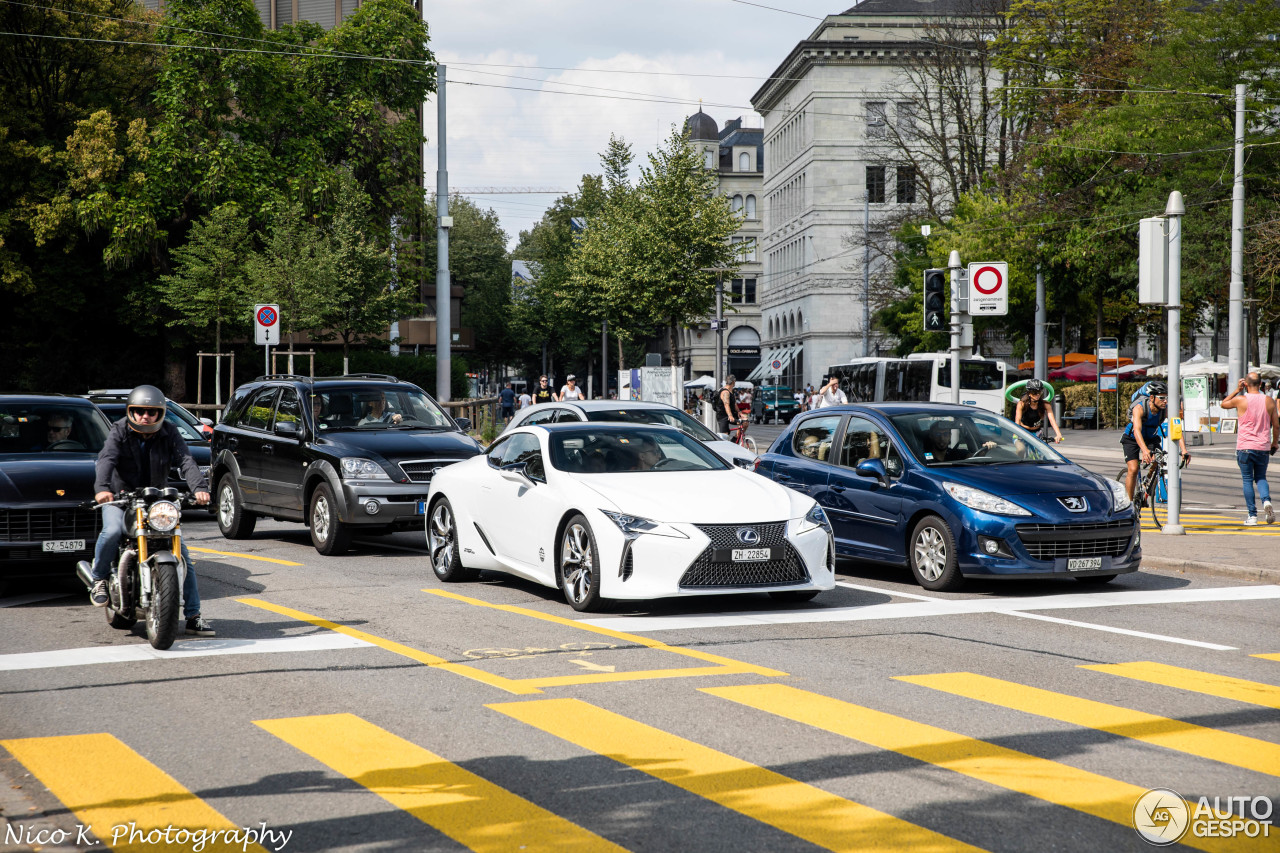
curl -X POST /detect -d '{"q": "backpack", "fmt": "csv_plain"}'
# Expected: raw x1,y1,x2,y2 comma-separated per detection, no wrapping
1129,381,1158,409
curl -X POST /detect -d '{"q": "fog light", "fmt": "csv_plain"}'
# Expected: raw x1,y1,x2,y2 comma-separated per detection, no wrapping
983,539,1000,555
364,500,380,515
977,535,1012,558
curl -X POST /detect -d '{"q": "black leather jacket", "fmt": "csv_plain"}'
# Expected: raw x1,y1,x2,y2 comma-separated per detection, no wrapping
94,419,208,495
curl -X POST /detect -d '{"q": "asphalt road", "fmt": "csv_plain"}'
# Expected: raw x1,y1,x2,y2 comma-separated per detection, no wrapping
2,507,1278,853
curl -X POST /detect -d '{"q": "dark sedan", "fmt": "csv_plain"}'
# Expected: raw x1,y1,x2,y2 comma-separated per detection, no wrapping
754,403,1141,590
0,395,110,583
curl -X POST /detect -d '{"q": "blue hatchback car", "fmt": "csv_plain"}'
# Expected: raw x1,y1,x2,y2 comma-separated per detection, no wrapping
754,403,1140,590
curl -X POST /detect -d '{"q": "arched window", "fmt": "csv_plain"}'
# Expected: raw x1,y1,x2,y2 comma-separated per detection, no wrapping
797,310,804,334
732,195,743,214
739,152,750,171
745,195,756,219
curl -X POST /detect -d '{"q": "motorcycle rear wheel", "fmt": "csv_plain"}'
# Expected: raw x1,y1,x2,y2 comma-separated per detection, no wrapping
145,562,180,650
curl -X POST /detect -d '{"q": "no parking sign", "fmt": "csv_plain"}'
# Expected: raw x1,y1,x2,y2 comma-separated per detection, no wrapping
967,262,1008,316
254,304,280,345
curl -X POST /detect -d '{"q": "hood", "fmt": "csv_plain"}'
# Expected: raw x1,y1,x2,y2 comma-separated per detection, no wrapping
314,428,481,460
577,469,802,523
706,439,756,466
933,462,1106,497
0,454,99,503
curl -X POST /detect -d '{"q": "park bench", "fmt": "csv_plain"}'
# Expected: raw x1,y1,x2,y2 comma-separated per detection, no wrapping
1062,406,1098,429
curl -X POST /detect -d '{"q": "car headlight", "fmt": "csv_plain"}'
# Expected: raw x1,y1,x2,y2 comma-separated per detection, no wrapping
796,503,832,534
340,458,391,480
147,501,180,532
600,510,688,539
942,482,1031,516
1107,477,1132,512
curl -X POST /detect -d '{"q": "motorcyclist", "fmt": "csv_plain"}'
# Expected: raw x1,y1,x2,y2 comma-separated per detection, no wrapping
89,385,215,636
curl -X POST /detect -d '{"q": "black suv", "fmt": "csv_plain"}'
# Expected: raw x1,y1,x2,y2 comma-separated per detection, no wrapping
210,374,483,555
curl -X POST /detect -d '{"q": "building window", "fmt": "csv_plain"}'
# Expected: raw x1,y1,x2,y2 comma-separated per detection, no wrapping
745,195,756,219
866,102,887,139
866,166,886,204
705,149,716,169
896,102,916,139
739,152,750,171
731,278,757,305
896,166,916,203
732,194,744,213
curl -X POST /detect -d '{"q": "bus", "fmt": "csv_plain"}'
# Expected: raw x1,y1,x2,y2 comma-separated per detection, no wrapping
826,354,1007,414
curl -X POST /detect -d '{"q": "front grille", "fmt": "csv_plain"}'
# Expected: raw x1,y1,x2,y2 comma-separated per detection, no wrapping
680,542,808,588
398,459,462,484
0,508,102,543
694,522,789,548
1015,519,1135,561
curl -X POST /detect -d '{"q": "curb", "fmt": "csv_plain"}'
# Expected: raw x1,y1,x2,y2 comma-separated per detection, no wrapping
1141,557,1280,584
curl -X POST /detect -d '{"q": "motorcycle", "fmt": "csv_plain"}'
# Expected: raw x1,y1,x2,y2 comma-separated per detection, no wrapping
76,487,190,650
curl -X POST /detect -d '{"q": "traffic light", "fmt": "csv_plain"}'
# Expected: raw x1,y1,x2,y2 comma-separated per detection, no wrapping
923,268,947,333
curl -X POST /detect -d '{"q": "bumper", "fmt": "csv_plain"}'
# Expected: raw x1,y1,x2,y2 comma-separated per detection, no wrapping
0,505,102,577
595,516,835,600
339,481,433,528
952,511,1142,579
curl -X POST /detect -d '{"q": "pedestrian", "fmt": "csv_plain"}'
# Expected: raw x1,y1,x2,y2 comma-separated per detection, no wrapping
517,387,532,410
498,382,516,424
794,388,806,412
716,374,740,436
558,374,583,402
1218,372,1280,524
817,375,848,408
531,375,554,406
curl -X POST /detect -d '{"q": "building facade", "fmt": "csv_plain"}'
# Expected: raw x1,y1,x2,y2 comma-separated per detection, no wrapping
749,0,949,389
679,112,765,383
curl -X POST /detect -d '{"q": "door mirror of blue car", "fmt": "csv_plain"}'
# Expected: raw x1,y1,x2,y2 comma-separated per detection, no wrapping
854,458,890,487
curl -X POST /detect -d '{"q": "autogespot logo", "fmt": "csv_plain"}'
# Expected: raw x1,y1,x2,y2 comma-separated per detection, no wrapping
1134,788,1190,845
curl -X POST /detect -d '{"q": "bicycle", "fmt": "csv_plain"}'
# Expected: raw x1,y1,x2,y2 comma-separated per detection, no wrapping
728,418,757,454
1117,445,1188,527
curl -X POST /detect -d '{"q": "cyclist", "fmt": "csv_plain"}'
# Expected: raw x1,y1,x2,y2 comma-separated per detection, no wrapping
1121,381,1189,502
1013,379,1063,443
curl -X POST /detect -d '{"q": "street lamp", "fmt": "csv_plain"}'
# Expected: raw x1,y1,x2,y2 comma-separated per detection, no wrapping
703,267,732,389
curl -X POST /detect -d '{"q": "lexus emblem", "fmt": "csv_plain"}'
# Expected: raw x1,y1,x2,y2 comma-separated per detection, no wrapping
736,527,760,545
1058,496,1088,513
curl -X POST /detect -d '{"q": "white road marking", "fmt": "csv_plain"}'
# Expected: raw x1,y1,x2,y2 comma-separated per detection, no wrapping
0,633,372,672
1000,610,1238,650
835,581,941,602
0,593,74,608
580,585,1280,634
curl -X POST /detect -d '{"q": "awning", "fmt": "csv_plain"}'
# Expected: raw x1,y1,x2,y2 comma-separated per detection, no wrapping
746,347,781,382
747,345,802,382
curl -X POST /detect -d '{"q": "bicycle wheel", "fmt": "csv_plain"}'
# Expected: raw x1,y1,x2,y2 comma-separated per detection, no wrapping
1147,473,1171,528
743,435,757,454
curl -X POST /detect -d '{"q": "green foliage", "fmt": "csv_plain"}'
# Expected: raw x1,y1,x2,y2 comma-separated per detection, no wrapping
157,202,254,353
311,349,470,401
247,201,333,345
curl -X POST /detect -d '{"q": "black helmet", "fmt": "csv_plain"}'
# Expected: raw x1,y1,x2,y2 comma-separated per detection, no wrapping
1146,381,1167,397
126,385,167,434
1025,378,1044,394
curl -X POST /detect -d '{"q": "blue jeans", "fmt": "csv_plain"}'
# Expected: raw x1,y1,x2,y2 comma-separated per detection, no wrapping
1236,450,1272,516
91,505,201,618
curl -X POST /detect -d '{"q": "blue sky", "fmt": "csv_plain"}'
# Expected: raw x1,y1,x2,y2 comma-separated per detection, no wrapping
422,0,842,247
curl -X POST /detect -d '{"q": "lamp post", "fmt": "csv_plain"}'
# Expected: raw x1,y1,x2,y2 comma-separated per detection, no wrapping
1164,191,1185,535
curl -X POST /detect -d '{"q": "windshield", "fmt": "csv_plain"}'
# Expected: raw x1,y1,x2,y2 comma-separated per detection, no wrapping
0,405,110,454
549,427,730,474
936,361,1005,391
584,407,719,442
889,411,1066,467
310,387,455,431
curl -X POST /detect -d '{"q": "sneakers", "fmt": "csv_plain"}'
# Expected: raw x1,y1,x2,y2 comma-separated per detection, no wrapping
90,580,108,607
184,615,216,636
1244,515,1258,526
1265,501,1275,524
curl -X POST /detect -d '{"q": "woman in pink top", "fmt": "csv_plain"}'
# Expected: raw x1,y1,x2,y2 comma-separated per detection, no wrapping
1219,372,1280,524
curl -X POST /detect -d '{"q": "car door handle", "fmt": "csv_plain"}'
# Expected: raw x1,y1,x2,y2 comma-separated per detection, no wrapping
774,474,792,482
830,483,846,493
261,444,274,454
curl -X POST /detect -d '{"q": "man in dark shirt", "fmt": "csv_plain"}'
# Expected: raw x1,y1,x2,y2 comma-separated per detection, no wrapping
531,375,554,406
498,383,516,423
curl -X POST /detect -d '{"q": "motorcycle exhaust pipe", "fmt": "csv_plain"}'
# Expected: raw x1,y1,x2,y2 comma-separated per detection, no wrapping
75,560,95,591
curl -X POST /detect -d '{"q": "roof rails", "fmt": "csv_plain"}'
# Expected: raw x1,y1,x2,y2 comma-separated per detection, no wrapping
313,373,400,383
253,374,314,383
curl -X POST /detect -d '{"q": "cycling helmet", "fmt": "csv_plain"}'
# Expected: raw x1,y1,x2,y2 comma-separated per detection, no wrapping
1146,381,1167,397
125,385,167,434
1025,378,1044,394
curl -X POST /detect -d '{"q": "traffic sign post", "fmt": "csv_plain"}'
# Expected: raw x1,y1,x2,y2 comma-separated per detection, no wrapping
967,262,1008,316
255,304,280,374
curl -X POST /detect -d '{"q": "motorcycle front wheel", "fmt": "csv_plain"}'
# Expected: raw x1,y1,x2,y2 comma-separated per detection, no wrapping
145,561,180,650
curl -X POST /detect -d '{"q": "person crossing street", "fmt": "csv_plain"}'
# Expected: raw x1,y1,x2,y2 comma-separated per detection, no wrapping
1219,371,1280,524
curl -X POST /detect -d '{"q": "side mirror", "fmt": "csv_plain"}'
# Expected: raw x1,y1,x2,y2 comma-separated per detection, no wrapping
199,417,215,427
455,417,472,431
274,420,300,438
855,458,890,487
499,461,533,484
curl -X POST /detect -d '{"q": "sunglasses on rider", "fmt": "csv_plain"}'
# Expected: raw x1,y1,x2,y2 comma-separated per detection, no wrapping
133,407,163,417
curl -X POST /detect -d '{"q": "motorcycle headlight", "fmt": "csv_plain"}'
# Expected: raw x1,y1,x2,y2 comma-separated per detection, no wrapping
942,482,1032,516
147,501,180,532
600,510,688,539
340,458,391,480
796,503,832,534
1107,477,1132,512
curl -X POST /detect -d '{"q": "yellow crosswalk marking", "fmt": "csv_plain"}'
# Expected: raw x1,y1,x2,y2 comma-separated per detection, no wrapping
0,733,268,853
256,713,624,853
489,697,982,853
1252,653,1280,662
1081,662,1280,709
895,672,1280,778
702,684,1262,853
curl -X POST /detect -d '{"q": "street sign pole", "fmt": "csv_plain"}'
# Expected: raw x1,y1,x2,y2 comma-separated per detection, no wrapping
1164,192,1186,535
949,252,962,404
254,304,280,377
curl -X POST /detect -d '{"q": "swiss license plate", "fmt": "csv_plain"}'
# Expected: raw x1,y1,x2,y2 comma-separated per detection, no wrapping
415,501,428,515
1067,557,1103,571
42,539,85,553
732,548,771,562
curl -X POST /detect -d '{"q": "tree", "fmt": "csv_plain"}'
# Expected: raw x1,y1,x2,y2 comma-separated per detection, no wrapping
248,201,333,354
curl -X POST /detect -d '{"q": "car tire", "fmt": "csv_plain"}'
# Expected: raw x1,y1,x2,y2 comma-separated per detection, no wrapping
908,515,964,591
558,514,607,612
309,483,352,556
1074,574,1117,585
216,475,256,539
769,590,819,603
428,497,478,582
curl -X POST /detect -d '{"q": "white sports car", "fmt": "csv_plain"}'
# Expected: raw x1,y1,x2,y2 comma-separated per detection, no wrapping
424,423,836,611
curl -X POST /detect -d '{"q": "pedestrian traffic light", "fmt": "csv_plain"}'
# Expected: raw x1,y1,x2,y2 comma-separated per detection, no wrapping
923,268,947,333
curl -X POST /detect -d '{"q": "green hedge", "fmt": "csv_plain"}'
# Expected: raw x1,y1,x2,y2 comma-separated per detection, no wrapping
312,351,470,400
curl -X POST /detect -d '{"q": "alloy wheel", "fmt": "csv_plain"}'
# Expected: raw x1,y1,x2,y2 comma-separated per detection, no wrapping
913,527,947,582
429,504,454,571
560,523,594,605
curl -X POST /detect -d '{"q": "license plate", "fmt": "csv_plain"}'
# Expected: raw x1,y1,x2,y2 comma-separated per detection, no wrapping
1067,557,1103,571
415,501,428,515
731,548,771,562
42,540,85,553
